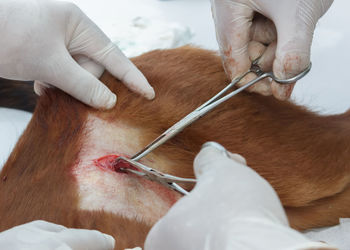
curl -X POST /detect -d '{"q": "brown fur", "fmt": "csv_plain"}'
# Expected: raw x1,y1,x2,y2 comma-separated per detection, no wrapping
0,78,37,112
0,47,349,249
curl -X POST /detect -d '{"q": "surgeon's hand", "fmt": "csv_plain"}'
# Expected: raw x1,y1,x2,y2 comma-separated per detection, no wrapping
145,142,335,250
211,0,333,100
0,220,115,250
0,0,155,109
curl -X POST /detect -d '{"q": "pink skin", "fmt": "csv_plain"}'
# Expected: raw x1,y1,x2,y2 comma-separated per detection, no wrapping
92,154,179,208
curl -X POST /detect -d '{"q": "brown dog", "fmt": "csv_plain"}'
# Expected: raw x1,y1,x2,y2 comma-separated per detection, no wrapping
0,46,349,250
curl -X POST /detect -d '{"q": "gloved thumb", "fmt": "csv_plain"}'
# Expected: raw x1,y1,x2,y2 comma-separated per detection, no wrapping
58,229,115,250
271,26,311,100
194,142,246,179
271,0,333,100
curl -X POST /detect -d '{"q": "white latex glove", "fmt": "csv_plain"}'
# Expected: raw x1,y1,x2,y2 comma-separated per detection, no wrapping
0,0,155,109
0,220,115,250
211,0,333,100
145,142,336,250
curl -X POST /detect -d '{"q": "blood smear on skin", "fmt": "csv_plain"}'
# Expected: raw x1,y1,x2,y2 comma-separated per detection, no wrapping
94,155,180,204
94,154,135,173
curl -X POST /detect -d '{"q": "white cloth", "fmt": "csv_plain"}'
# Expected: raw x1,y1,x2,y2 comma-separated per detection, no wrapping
0,108,32,170
111,17,193,58
305,219,350,250
145,142,336,250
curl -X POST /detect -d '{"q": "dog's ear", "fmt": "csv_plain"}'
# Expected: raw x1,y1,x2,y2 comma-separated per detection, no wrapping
0,78,37,112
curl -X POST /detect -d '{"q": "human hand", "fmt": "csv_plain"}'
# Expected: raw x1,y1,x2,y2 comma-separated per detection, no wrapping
0,220,115,250
145,142,334,250
0,0,155,109
210,0,333,100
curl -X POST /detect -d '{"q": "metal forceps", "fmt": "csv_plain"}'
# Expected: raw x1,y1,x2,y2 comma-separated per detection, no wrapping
116,62,312,195
117,156,196,195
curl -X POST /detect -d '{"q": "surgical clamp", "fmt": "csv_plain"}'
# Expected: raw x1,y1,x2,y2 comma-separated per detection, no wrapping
116,62,312,195
116,156,196,195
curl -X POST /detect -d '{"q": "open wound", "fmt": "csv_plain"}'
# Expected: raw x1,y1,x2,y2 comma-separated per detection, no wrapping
93,154,136,173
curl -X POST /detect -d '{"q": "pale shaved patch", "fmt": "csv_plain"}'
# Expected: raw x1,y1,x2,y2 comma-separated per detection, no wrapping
72,114,180,225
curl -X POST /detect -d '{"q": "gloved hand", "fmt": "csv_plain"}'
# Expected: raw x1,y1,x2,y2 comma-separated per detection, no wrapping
145,142,335,250
210,0,333,100
0,220,115,250
0,0,155,109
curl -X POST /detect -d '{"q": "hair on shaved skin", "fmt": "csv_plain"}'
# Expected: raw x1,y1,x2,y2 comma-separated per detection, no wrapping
0,46,349,249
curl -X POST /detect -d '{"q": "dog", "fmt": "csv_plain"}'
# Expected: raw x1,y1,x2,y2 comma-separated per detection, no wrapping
0,46,349,249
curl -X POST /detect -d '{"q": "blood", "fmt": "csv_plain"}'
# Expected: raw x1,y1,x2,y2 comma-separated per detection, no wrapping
93,154,181,204
93,154,136,174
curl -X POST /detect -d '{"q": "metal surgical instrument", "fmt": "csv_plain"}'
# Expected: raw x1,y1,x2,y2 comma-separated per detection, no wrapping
130,62,311,161
117,62,312,195
116,156,196,195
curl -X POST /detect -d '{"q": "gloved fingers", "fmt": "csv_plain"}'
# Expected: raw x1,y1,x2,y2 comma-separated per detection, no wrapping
248,41,266,62
34,81,51,96
211,0,253,80
211,0,276,97
256,41,276,72
23,220,67,233
67,10,155,100
240,72,272,96
270,0,320,100
271,48,309,100
3,221,114,250
73,55,105,78
271,81,295,100
250,13,277,45
227,152,247,165
247,38,301,100
44,53,116,109
240,41,276,96
57,229,115,250
96,45,155,100
271,23,311,101
244,41,272,95
194,142,247,178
